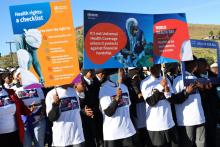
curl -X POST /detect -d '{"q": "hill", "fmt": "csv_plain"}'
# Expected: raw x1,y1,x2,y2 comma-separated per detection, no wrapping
75,26,83,62
0,53,18,68
188,24,220,64
188,24,220,41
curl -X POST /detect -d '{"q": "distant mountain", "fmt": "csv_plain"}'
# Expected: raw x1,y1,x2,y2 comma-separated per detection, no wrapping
188,24,220,64
188,24,220,41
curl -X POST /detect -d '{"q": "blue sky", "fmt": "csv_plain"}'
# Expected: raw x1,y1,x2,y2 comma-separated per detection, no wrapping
1,0,220,56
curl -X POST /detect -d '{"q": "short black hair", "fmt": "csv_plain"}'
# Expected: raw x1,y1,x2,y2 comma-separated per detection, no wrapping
81,69,95,76
105,68,118,76
95,69,105,74
1,72,10,80
197,58,208,65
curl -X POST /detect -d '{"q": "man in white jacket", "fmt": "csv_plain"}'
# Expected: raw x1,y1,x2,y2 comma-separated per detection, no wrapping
173,60,206,147
99,69,136,147
141,64,194,147
46,84,85,147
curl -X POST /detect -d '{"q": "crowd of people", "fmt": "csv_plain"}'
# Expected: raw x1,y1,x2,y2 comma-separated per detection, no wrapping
0,58,220,147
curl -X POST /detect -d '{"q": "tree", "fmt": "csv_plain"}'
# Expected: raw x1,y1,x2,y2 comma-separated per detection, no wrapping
218,31,220,36
209,30,214,36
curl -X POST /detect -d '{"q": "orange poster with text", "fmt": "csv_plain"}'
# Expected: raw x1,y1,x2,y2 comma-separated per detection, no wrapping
10,0,80,88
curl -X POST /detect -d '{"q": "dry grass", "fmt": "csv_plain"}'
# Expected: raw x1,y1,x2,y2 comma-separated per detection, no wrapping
188,24,220,41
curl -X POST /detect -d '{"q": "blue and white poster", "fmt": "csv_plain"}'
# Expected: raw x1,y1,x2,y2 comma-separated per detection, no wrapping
84,10,154,69
84,10,193,69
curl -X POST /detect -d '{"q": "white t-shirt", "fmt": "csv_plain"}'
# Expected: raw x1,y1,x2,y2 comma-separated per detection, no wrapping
140,76,175,131
99,81,136,141
4,83,11,89
0,89,17,134
172,72,205,126
14,87,44,123
46,87,84,146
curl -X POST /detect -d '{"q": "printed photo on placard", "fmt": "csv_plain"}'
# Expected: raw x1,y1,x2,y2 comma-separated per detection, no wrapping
60,97,79,112
111,93,129,108
0,96,14,107
17,89,39,100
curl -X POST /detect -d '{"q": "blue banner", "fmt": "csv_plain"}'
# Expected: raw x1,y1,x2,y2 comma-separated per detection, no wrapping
9,3,51,34
182,39,220,85
190,39,219,49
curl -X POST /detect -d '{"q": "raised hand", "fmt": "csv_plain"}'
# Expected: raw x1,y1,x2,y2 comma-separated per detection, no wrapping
84,105,94,118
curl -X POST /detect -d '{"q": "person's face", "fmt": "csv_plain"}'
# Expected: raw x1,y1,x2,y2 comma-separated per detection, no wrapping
74,82,85,93
174,66,179,74
211,67,218,75
86,71,94,79
186,61,197,73
190,62,198,73
9,74,13,81
143,70,148,75
150,65,161,77
17,73,22,84
13,72,17,81
4,76,11,84
193,64,198,73
130,25,138,36
97,73,105,81
198,63,207,74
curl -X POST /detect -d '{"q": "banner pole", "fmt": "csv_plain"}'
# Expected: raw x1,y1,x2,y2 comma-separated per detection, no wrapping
162,64,166,79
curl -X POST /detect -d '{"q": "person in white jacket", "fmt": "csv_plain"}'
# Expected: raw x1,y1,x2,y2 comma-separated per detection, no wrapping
46,84,85,147
173,60,206,147
141,64,194,147
99,69,136,147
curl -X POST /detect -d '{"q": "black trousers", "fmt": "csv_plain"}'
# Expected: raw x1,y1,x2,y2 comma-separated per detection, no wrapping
148,127,178,147
0,131,22,147
53,142,85,147
205,121,217,147
104,135,135,147
135,128,153,147
81,113,104,147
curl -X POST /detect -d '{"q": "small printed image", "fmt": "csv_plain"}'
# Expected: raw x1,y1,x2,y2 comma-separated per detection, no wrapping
0,96,14,107
111,93,129,108
60,97,79,112
17,89,39,100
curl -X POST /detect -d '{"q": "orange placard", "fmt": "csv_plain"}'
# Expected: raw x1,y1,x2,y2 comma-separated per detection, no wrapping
10,0,80,88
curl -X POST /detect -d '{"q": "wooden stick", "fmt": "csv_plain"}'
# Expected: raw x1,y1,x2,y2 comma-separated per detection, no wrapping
162,64,166,79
